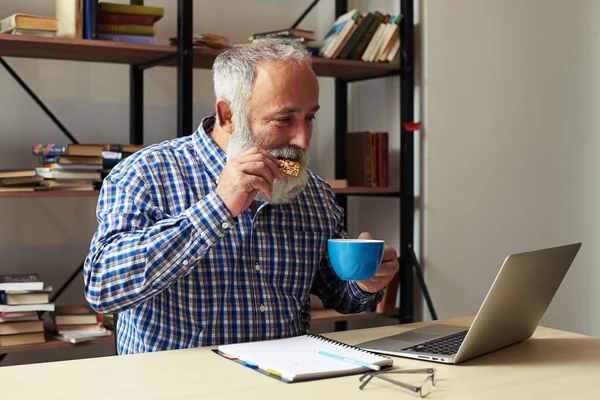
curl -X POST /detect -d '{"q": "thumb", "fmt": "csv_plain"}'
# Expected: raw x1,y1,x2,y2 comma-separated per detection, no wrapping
358,232,374,240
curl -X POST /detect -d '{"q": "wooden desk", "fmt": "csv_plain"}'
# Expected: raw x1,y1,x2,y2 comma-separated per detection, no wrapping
1,317,599,399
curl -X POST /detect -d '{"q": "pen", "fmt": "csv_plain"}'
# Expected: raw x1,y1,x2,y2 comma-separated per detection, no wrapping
317,350,381,371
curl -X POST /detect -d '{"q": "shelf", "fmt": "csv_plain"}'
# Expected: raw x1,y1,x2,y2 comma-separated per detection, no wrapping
333,187,400,196
0,35,174,65
0,334,114,355
0,36,400,81
0,190,100,198
190,47,400,80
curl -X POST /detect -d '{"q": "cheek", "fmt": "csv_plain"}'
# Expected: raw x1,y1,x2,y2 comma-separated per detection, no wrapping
250,121,287,149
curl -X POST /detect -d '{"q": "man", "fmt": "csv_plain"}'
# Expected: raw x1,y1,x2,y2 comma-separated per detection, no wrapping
83,38,399,355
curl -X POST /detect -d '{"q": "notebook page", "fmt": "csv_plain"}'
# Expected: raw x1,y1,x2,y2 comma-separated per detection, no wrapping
218,335,392,381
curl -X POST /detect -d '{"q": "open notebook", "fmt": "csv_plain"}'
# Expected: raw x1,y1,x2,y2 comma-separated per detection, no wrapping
216,333,393,382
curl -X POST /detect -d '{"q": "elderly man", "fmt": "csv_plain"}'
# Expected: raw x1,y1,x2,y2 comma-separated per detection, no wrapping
83,38,399,354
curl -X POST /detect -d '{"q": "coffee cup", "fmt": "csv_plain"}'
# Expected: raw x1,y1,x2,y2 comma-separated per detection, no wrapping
327,239,385,281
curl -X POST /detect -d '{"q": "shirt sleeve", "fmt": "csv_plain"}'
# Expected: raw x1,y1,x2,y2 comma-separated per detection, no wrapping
310,198,384,314
83,163,236,315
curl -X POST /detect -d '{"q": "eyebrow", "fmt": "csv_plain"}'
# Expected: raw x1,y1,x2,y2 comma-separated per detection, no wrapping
274,105,320,115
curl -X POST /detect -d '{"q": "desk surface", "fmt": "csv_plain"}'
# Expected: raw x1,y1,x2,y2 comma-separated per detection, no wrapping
1,316,599,399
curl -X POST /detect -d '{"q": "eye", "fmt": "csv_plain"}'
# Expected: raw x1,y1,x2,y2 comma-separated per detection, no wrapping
278,117,292,123
306,115,316,121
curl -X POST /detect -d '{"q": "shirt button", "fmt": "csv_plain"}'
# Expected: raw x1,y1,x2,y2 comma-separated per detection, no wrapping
259,305,266,312
221,222,230,229
255,264,260,271
182,260,189,266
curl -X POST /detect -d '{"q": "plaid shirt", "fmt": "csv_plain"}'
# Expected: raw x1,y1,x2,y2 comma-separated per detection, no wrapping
83,115,383,354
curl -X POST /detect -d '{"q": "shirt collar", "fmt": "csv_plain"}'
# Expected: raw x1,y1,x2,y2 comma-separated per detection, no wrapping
193,114,226,184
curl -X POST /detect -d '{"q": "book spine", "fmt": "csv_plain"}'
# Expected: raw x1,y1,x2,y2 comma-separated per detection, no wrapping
348,13,384,60
97,33,156,44
98,12,154,26
98,3,164,19
32,144,69,156
83,0,98,39
376,132,388,187
97,23,154,36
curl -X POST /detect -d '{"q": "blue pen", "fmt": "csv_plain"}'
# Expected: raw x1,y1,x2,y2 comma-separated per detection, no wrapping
317,350,381,371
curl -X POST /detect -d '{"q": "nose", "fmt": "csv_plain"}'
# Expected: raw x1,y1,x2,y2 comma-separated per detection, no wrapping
288,121,312,149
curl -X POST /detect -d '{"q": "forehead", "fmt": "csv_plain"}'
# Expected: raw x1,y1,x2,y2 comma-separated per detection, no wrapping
251,60,319,106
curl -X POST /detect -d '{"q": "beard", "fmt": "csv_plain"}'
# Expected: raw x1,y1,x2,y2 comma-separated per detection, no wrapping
225,112,310,205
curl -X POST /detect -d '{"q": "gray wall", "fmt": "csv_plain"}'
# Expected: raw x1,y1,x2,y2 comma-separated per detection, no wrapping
423,0,600,336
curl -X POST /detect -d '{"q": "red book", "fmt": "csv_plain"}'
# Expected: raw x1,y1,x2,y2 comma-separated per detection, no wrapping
98,12,155,26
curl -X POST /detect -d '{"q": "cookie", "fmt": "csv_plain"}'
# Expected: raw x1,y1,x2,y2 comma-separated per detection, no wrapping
278,159,300,177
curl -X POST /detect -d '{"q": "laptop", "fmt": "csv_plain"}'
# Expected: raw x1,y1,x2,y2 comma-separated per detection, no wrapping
356,243,582,364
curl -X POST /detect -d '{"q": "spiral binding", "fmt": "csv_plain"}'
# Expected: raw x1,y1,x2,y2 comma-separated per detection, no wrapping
307,333,392,361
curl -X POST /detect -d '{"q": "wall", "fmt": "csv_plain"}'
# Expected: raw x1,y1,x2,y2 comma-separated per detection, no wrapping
422,0,600,336
0,0,401,365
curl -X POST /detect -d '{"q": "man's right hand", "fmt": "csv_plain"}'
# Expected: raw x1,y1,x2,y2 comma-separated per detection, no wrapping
216,147,285,217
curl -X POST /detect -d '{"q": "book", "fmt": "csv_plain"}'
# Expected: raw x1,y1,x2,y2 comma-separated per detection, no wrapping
249,28,314,41
0,331,45,347
97,23,154,36
0,273,44,291
216,333,393,382
0,13,57,33
0,320,44,336
98,2,164,21
52,305,101,325
320,10,361,58
55,0,83,38
0,286,52,305
98,12,154,26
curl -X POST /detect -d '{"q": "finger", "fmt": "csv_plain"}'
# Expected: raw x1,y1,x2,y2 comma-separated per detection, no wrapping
373,259,399,276
237,152,285,180
240,161,278,186
246,175,273,199
358,231,374,240
382,246,398,262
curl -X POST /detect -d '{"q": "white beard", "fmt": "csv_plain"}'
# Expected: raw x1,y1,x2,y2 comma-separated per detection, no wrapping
225,113,309,205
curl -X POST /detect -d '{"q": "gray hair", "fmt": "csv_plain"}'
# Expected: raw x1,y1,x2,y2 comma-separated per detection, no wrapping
212,38,312,121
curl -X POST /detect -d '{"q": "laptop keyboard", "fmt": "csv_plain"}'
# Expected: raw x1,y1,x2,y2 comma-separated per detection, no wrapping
401,330,468,355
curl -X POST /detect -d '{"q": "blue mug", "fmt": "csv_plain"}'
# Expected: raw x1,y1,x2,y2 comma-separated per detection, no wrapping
327,239,385,281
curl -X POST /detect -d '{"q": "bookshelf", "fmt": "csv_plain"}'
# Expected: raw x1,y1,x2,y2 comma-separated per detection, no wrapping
0,0,419,360
0,335,114,355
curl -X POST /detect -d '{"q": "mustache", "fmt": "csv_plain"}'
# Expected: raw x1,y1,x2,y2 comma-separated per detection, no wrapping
269,147,306,161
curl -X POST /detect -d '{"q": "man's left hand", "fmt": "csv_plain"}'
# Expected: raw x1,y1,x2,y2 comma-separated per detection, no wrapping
356,232,400,294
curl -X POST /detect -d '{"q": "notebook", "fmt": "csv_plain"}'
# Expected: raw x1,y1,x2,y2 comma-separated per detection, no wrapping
216,333,394,382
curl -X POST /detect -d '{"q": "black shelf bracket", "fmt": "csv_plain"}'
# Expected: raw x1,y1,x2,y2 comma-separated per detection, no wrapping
0,57,79,144
291,0,321,29
177,0,193,137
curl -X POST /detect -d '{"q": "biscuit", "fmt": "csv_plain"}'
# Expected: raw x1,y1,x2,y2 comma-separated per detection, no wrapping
278,159,300,177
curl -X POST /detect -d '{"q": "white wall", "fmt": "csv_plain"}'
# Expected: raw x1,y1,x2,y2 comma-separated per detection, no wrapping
422,0,600,336
0,0,401,365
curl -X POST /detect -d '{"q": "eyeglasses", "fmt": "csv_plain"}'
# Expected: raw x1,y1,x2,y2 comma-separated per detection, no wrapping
358,368,436,397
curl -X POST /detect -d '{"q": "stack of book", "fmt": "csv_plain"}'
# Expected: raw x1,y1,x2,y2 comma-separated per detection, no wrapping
247,28,319,56
169,33,230,50
31,143,145,191
0,13,58,37
48,305,111,344
0,168,43,192
319,10,401,63
0,273,54,348
345,131,389,187
96,1,164,44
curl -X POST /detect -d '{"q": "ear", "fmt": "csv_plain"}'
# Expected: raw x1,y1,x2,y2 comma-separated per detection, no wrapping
215,100,235,134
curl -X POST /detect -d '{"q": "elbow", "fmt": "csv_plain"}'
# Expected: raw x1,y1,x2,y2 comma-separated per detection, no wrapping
83,256,119,315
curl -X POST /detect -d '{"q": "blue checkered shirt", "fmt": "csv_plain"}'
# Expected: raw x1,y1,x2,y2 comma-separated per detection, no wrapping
83,115,383,354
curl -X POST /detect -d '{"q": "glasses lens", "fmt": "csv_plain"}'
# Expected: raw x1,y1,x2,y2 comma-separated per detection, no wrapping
420,376,434,398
